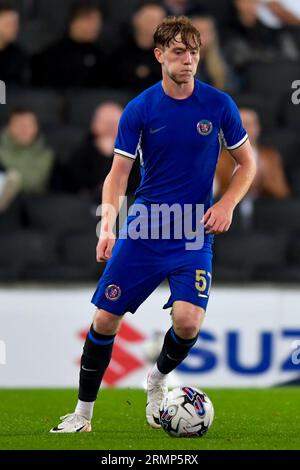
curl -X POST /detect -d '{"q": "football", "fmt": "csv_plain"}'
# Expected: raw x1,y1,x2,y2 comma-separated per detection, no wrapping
159,387,214,438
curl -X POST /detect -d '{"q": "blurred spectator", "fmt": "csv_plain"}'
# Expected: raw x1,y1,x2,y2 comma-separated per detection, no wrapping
216,108,291,202
223,0,286,69
0,107,54,194
258,0,300,28
163,0,191,16
0,4,29,85
191,14,234,91
64,102,140,200
110,2,165,92
64,102,121,198
31,2,107,88
163,0,209,17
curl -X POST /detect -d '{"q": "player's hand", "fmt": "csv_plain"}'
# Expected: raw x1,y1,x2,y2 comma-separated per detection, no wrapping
202,199,234,235
96,232,116,262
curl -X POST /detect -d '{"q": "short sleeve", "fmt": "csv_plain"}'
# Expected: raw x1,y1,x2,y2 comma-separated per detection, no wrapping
221,95,248,150
114,100,143,160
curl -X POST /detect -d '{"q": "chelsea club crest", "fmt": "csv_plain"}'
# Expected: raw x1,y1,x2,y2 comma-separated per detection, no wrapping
197,120,213,136
105,284,122,301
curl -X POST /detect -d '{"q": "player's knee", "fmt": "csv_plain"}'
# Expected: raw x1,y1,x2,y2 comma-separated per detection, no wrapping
174,314,201,339
93,309,123,335
175,323,200,340
173,304,204,339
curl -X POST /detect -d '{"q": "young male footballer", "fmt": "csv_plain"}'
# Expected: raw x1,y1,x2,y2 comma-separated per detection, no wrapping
51,16,256,433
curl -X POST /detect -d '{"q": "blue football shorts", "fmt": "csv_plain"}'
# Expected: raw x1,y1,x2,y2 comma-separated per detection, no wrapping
91,233,213,317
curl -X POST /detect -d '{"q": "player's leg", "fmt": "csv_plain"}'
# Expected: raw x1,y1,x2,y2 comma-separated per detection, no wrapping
146,302,205,428
75,308,123,419
157,301,205,373
51,236,168,433
50,308,123,433
146,245,212,428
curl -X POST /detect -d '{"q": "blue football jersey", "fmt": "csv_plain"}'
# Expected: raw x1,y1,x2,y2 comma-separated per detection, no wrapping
115,79,248,211
92,81,248,314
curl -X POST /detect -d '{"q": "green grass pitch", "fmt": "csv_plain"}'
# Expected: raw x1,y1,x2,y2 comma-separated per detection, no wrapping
0,388,299,450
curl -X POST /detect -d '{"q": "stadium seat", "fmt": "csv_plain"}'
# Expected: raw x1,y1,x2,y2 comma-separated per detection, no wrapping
283,97,300,130
61,232,97,265
7,0,25,18
61,232,100,278
259,129,298,168
105,0,141,24
214,231,288,270
0,230,57,278
232,93,280,130
194,0,234,26
245,61,300,96
24,194,97,236
0,197,23,234
0,265,19,282
18,19,56,55
45,126,86,164
0,89,62,127
213,265,252,282
288,28,300,54
23,261,104,282
288,236,300,266
24,231,104,282
66,89,134,127
255,266,300,282
290,168,300,198
33,0,75,37
253,198,300,232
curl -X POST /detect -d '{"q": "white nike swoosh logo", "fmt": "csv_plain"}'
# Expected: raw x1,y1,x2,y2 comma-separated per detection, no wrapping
150,126,167,134
81,366,98,372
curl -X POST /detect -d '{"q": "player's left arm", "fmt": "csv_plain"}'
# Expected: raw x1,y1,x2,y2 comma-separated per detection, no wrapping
204,139,256,235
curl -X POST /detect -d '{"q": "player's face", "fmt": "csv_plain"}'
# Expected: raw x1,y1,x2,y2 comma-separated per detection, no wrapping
155,35,200,85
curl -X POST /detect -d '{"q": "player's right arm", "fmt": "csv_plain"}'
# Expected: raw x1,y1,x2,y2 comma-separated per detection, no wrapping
96,154,134,262
96,98,143,262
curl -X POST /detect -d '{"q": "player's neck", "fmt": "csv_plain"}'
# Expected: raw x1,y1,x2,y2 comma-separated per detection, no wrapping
161,76,195,100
